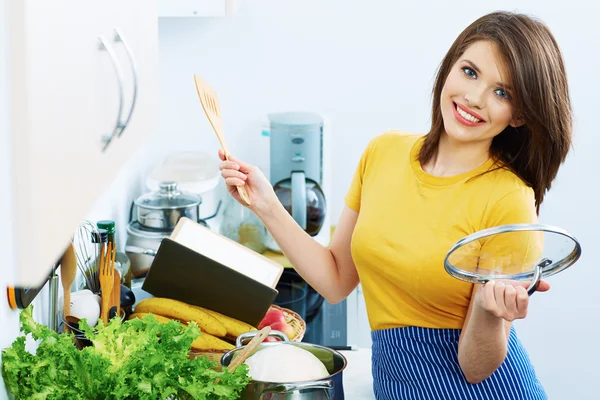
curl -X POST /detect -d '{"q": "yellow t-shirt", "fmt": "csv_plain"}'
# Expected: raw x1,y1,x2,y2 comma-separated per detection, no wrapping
344,132,537,331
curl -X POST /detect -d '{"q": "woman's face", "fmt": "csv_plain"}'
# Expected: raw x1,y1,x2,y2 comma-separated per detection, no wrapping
440,40,522,145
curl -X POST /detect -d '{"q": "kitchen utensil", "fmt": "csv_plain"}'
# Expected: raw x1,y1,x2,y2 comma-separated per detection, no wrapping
228,326,271,372
444,223,582,295
193,74,251,205
48,262,60,332
60,243,78,333
215,326,272,385
72,221,101,294
125,222,169,278
64,314,81,327
133,181,202,231
99,242,115,324
111,269,121,317
221,333,347,400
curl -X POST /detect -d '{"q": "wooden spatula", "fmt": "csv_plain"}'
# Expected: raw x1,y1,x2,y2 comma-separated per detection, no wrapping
193,74,251,205
99,242,115,325
61,243,78,333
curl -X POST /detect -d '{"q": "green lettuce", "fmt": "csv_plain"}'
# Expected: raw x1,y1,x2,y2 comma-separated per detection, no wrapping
1,306,250,399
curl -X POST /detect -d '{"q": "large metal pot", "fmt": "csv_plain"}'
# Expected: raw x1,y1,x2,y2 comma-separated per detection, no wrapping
221,332,347,400
133,181,201,231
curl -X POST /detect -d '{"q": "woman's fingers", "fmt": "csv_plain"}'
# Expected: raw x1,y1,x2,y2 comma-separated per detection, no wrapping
219,160,240,171
224,177,246,187
503,284,518,317
515,285,529,317
221,169,247,181
228,154,255,174
493,281,509,317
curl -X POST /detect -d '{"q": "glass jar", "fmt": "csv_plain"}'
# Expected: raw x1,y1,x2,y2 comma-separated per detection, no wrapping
220,195,267,254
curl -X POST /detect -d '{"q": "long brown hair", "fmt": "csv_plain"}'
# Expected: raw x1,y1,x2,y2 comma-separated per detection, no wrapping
419,11,572,213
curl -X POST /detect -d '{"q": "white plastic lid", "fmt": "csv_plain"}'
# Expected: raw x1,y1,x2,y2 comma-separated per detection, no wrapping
146,152,220,194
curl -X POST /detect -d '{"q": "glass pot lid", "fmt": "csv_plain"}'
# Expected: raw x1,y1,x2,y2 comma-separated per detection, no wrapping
444,223,582,295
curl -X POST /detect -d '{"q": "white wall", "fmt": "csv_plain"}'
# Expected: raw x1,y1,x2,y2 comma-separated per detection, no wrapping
153,1,600,398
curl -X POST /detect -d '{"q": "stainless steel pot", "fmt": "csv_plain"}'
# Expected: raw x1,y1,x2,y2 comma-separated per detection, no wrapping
124,221,171,278
221,331,347,400
133,181,201,231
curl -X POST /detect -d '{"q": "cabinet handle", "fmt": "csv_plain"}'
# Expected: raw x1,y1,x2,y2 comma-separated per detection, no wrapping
98,35,126,152
113,28,138,138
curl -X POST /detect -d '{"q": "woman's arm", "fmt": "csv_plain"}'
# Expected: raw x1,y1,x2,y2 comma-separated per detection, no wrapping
218,151,361,303
259,203,360,304
458,280,550,384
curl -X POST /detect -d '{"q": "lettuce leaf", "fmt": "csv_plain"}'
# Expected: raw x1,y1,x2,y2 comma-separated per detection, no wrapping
1,306,250,400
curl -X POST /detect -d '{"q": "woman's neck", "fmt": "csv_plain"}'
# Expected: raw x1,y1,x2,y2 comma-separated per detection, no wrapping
422,133,491,177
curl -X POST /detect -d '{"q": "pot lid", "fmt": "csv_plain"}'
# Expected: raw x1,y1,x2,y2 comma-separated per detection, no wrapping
134,182,201,210
444,223,582,295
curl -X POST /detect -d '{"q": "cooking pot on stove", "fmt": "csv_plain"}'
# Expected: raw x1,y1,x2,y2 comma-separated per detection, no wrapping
125,181,216,278
133,181,201,231
221,331,347,400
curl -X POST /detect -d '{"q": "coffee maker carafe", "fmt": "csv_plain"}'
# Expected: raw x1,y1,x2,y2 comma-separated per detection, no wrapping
265,112,331,252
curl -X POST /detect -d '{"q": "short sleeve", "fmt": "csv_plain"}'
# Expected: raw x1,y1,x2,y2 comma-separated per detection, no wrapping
477,187,542,276
344,137,378,212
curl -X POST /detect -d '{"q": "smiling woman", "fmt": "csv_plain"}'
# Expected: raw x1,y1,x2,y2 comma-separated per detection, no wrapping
215,10,573,400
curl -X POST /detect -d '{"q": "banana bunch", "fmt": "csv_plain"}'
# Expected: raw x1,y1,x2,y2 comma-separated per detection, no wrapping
131,297,256,351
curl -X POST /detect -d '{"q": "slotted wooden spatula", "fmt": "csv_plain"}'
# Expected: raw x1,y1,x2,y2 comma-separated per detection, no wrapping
193,74,251,205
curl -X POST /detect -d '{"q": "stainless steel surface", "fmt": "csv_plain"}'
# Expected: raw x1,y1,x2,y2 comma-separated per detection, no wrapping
221,340,347,400
291,171,307,230
261,380,334,398
444,223,582,295
133,182,201,230
124,245,158,257
125,221,171,278
113,28,137,138
236,329,290,347
48,265,59,332
97,35,125,151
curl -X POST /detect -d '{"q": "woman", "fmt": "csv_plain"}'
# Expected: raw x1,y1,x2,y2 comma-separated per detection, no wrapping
218,11,571,400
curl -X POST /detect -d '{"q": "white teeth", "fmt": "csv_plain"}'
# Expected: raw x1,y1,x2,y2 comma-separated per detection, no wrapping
456,105,481,123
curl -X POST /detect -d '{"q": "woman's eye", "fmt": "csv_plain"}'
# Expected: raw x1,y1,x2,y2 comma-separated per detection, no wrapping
495,89,510,99
462,67,476,78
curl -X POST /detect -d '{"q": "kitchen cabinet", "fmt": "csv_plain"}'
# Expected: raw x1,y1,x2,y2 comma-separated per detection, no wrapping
159,0,241,17
3,0,158,287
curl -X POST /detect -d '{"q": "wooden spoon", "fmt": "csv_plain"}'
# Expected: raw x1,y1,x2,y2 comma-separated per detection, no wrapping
215,326,271,384
61,243,78,333
193,74,251,205
229,326,271,371
64,315,81,331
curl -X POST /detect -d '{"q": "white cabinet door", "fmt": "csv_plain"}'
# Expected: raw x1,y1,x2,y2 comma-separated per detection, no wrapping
6,1,158,286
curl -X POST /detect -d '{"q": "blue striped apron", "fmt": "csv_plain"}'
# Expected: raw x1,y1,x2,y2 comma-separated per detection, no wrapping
371,326,547,400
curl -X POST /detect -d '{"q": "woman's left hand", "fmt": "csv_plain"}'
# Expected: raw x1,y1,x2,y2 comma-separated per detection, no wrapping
474,280,550,321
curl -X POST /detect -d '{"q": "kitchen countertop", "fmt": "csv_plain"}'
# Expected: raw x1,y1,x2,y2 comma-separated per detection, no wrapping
340,348,375,399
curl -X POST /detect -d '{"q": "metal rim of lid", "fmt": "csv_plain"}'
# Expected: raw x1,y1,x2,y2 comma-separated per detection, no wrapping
443,223,582,284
